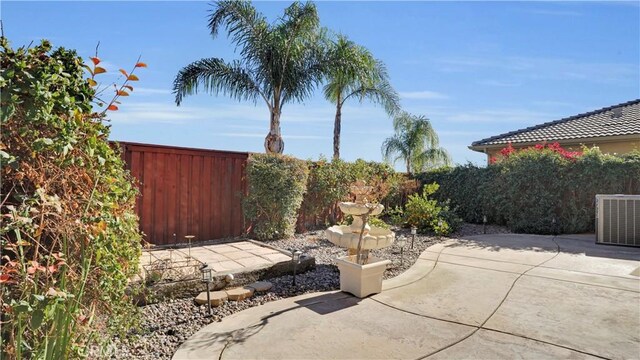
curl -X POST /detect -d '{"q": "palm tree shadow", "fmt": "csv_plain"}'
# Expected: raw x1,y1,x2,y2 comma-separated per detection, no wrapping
176,292,359,356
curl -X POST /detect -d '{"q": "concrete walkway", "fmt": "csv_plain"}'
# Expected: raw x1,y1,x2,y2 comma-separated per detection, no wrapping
173,234,640,360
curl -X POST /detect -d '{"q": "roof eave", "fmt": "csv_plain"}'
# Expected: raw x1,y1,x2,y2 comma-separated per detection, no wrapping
469,133,640,151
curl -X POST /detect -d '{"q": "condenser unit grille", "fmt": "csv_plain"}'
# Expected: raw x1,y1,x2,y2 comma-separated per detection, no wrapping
596,195,640,247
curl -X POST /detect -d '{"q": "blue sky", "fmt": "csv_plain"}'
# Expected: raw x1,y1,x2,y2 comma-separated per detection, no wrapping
3,1,639,166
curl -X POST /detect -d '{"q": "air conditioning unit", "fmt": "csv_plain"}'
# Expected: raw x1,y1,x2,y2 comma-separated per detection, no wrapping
596,195,640,247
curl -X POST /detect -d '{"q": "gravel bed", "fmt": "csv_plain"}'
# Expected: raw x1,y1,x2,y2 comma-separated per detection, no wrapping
111,223,509,359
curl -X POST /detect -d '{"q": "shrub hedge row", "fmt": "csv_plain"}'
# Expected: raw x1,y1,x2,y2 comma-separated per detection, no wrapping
419,147,640,234
243,156,413,240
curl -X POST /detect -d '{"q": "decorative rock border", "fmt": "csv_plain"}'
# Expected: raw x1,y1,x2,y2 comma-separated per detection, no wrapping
195,281,274,307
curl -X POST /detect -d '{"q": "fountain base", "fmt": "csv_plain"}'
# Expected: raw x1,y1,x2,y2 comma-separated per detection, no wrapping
336,255,391,298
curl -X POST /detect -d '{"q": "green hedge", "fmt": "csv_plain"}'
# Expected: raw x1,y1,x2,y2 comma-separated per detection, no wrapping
243,154,309,240
419,147,640,234
300,158,407,228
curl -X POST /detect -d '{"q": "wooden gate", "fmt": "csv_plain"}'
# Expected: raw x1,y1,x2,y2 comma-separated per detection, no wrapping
119,142,248,245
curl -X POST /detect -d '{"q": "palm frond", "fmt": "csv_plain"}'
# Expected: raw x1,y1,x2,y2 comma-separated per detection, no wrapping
208,1,267,47
343,81,400,116
414,147,451,171
173,58,264,106
384,111,450,174
381,136,407,165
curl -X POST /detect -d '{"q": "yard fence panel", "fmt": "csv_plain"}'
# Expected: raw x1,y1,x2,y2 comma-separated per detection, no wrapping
119,142,248,245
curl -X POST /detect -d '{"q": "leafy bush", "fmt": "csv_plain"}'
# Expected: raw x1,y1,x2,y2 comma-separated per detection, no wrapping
404,183,461,236
244,154,309,240
1,39,142,359
418,164,497,224
300,158,353,227
384,205,406,227
499,147,567,233
299,158,406,228
419,145,640,234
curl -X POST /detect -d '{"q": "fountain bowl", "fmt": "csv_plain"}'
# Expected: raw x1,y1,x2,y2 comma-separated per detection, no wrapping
338,202,384,217
325,225,394,250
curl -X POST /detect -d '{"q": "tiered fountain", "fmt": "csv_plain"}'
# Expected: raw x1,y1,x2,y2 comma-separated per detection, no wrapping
326,181,395,298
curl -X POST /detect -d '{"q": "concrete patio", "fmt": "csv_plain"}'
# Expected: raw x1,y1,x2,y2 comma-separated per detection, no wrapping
173,233,640,360
139,240,293,281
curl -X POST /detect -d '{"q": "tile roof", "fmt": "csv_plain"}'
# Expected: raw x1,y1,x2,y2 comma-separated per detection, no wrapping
471,99,640,147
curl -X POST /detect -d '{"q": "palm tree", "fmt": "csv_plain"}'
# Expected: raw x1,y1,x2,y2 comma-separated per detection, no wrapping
324,35,400,160
381,112,450,175
173,1,328,153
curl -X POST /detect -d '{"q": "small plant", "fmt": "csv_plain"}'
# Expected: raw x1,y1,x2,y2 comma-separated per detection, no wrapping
385,205,405,227
368,216,391,230
340,214,390,230
404,183,459,236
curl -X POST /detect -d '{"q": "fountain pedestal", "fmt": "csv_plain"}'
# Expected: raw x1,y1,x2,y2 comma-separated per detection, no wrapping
325,198,395,298
336,255,391,298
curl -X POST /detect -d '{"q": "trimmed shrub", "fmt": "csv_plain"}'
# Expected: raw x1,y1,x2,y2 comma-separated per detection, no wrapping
299,158,406,228
243,154,309,240
301,158,353,227
499,148,566,233
404,183,461,236
1,39,142,358
419,145,640,234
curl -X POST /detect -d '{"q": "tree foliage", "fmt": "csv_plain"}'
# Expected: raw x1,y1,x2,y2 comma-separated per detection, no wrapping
1,38,142,359
382,111,450,174
323,35,399,160
173,1,329,154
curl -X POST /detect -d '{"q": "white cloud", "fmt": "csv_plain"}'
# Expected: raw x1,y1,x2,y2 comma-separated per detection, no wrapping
399,91,449,100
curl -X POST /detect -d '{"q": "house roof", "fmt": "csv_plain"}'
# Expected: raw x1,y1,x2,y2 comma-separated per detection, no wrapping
470,99,640,148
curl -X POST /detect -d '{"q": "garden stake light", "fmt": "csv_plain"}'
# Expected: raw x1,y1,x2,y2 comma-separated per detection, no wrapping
291,250,302,286
185,235,195,259
397,236,406,267
483,215,487,234
410,226,417,249
200,264,213,315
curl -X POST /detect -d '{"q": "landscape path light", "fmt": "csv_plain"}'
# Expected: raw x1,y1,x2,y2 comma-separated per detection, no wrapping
185,235,195,259
200,263,213,315
291,249,302,286
410,226,417,249
483,215,487,234
397,236,407,267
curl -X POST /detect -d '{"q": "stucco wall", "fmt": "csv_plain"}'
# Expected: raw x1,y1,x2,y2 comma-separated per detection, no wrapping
484,139,640,163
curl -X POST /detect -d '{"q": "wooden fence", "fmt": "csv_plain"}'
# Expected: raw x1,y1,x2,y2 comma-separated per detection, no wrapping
118,142,248,246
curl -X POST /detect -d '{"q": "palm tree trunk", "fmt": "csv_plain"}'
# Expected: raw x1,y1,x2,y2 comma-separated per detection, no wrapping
406,158,411,175
333,100,342,161
264,110,284,154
